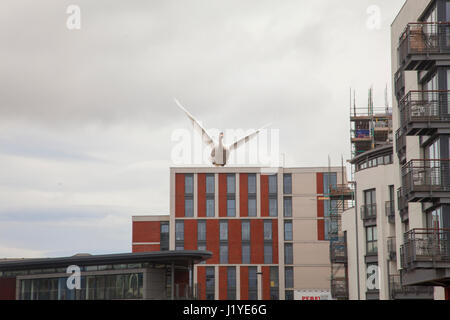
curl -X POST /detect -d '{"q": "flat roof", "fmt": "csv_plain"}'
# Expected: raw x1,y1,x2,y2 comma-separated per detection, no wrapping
0,251,212,272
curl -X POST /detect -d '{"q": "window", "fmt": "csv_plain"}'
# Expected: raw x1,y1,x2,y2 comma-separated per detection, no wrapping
323,172,337,194
285,267,293,288
263,220,272,241
283,197,292,217
160,222,169,251
269,198,278,217
220,221,228,241
268,175,277,194
366,226,378,255
284,243,293,264
248,267,258,300
363,189,376,218
242,244,250,264
220,244,228,264
227,174,236,194
248,198,257,217
185,174,193,194
198,244,206,264
248,174,256,194
175,221,184,241
227,199,236,217
242,221,250,241
284,221,293,241
270,267,279,300
206,199,215,217
283,174,292,194
185,198,193,217
227,267,236,300
205,267,215,300
206,174,215,194
264,244,273,264
427,207,443,229
285,290,294,300
198,220,206,241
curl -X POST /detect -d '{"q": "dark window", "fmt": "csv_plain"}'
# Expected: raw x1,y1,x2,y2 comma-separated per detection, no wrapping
185,174,194,217
263,220,272,241
285,290,294,300
264,243,273,264
248,174,257,217
220,244,228,264
227,267,236,300
284,243,293,264
175,220,184,250
242,243,250,264
206,174,215,217
205,267,215,300
285,267,293,288
366,226,378,254
248,267,258,300
160,222,169,251
283,197,292,217
284,220,293,241
270,267,279,300
283,174,292,194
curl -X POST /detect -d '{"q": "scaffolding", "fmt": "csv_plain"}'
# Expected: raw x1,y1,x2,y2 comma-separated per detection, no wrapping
327,158,354,300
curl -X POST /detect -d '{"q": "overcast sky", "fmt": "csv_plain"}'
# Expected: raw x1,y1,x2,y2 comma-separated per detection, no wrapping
0,0,405,258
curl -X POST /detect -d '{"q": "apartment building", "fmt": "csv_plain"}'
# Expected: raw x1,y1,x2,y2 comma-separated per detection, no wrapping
132,166,348,300
342,0,450,300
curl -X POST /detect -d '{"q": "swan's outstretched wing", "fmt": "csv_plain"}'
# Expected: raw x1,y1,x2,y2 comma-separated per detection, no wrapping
174,98,216,147
227,123,271,152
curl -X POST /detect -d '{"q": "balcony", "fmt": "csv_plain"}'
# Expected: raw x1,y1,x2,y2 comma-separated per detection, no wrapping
330,240,347,264
400,228,450,286
401,159,450,202
398,22,450,71
396,187,408,222
387,237,396,260
395,128,406,164
385,200,395,224
330,277,348,300
398,91,450,136
389,274,434,300
360,204,377,225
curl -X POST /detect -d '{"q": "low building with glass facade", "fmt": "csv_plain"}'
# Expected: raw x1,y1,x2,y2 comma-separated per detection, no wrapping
0,250,211,300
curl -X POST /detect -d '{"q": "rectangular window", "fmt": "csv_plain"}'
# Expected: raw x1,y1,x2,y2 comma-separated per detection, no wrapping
284,220,293,241
175,221,184,241
185,198,194,217
248,174,257,194
366,226,378,255
248,198,257,217
242,221,250,241
264,243,273,264
160,222,169,251
248,267,258,300
268,175,277,194
227,267,236,300
283,197,292,217
263,220,272,241
242,244,250,264
220,221,228,241
185,174,193,195
363,189,376,218
198,244,206,264
206,174,215,194
206,198,215,217
283,174,292,194
198,220,206,241
227,174,236,194
285,267,293,288
285,290,294,300
205,267,215,300
269,198,278,217
220,244,228,264
270,267,279,300
227,199,236,217
284,243,293,265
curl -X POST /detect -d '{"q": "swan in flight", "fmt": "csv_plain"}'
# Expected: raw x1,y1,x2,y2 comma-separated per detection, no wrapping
174,98,270,167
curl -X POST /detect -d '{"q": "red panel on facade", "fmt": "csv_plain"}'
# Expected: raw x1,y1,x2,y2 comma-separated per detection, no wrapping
206,220,220,264
219,174,227,217
132,244,160,252
198,173,206,218
316,172,325,241
197,267,206,300
0,278,16,300
272,219,278,263
176,173,185,217
240,266,249,300
240,173,248,217
262,266,270,300
260,175,269,217
184,219,197,250
132,221,160,243
229,219,242,264
250,219,264,264
219,266,228,300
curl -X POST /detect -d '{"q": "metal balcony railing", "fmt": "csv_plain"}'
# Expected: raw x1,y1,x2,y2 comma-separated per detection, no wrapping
400,228,450,269
397,187,407,212
360,204,377,220
398,91,450,130
398,22,450,69
387,237,396,260
389,274,434,299
385,200,395,223
330,277,348,300
330,240,347,264
401,159,450,197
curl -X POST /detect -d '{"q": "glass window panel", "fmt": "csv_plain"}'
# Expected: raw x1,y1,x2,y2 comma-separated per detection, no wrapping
283,174,292,194
248,198,257,217
285,267,293,288
248,174,256,194
206,174,215,194
227,174,236,194
269,198,278,216
242,244,250,264
242,221,250,241
284,243,293,265
185,198,193,217
268,175,277,194
283,197,292,217
264,244,273,264
264,220,272,240
185,175,193,194
227,199,236,217
206,198,215,217
198,221,206,241
220,244,228,264
175,221,184,241
284,221,293,241
220,221,228,241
